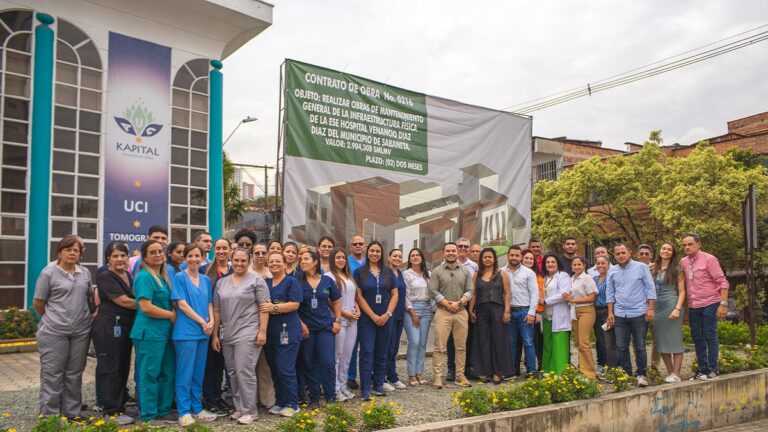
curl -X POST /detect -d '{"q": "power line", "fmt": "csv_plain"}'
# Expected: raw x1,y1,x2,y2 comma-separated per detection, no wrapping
504,24,768,114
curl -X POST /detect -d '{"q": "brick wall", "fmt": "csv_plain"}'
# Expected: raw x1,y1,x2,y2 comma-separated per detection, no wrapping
728,112,768,136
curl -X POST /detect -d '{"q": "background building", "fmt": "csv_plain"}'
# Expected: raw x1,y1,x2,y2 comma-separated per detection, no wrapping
0,0,272,308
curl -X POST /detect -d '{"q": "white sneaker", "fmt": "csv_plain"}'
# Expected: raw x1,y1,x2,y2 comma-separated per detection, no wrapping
637,375,649,387
238,414,256,424
342,388,356,399
381,382,395,392
230,411,243,420
391,380,407,389
279,407,300,417
337,392,349,402
195,409,217,422
268,405,283,415
664,374,681,383
178,414,195,427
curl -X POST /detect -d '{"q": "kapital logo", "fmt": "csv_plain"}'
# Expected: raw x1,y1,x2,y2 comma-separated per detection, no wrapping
114,99,163,144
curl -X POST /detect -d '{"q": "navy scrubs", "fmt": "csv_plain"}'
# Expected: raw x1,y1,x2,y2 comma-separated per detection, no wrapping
298,275,341,403
354,267,396,397
265,275,303,410
386,268,406,384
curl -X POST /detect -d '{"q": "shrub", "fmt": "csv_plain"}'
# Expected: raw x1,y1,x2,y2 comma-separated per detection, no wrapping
517,378,553,407
452,389,493,417
360,399,399,431
716,322,768,346
0,307,37,339
718,348,747,374
322,403,355,432
277,410,318,432
491,385,528,411
602,367,632,392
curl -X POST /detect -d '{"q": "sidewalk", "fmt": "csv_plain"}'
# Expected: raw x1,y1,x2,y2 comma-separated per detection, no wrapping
0,351,95,392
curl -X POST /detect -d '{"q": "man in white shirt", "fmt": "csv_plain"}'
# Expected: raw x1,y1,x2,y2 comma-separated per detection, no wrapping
501,245,539,377
587,245,610,278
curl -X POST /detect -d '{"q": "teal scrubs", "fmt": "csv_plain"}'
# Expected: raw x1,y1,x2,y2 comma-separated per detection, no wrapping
130,268,175,422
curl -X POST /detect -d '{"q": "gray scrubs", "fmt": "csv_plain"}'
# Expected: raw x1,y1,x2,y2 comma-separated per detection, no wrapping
34,264,93,417
214,272,270,415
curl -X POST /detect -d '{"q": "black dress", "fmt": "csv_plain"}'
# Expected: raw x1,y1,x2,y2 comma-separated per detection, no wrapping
472,272,513,377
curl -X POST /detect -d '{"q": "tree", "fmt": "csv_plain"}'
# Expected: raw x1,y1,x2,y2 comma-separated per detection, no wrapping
223,152,247,227
531,131,768,267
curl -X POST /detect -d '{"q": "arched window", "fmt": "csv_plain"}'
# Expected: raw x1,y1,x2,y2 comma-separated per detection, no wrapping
49,18,102,276
170,58,209,242
0,9,33,307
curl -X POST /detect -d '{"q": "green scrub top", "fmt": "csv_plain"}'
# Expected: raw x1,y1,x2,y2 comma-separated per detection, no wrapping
130,268,172,341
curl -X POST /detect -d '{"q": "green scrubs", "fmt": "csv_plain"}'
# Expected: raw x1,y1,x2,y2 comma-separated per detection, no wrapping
130,269,175,422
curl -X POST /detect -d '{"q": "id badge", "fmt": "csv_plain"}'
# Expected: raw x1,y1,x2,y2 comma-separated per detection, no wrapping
280,329,289,345
688,269,694,280
311,298,318,309
375,294,382,304
113,325,122,338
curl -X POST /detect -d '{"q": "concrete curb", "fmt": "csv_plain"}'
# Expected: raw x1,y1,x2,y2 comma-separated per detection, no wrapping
385,368,768,431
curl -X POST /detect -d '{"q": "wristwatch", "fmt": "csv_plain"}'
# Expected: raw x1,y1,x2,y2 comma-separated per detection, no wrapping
334,318,341,323
386,311,393,317
720,301,728,306
273,304,279,312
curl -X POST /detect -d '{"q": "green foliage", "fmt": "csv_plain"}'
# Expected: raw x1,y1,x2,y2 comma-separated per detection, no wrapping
718,348,747,374
31,416,71,432
181,424,212,432
517,379,553,407
602,367,632,392
490,386,528,411
452,388,494,417
360,399,398,431
322,403,356,432
717,322,768,346
223,152,248,228
277,410,318,432
541,365,601,403
531,131,768,269
0,307,37,339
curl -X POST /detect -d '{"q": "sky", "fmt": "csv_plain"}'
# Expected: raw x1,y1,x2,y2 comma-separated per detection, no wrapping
222,0,768,192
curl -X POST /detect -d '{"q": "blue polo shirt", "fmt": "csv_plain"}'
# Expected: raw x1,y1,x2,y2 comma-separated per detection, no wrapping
171,271,212,340
266,275,304,344
298,275,341,332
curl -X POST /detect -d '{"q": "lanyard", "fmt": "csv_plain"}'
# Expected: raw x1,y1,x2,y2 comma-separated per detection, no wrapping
375,271,380,295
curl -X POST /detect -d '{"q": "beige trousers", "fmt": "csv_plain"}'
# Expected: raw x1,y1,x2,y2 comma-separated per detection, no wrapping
432,308,468,378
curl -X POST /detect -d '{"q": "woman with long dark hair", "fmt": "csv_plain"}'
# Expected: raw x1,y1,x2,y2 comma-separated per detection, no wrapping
130,240,176,424
468,248,512,384
205,238,233,288
92,241,136,424
384,249,407,390
652,242,686,382
283,242,300,278
354,240,398,400
541,253,572,375
251,243,272,280
297,250,342,407
165,241,185,281
592,255,618,373
329,247,360,401
563,256,597,378
403,248,432,386
521,249,544,370
34,235,94,420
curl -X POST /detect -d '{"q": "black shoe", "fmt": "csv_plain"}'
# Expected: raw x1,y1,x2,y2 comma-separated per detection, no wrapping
158,412,178,424
207,401,229,417
308,402,321,410
124,395,137,407
465,373,480,381
446,370,455,382
347,380,359,390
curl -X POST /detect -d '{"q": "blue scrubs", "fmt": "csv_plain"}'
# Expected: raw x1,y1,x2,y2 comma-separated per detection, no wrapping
386,268,406,383
171,271,212,416
354,267,396,397
298,275,341,403
265,276,303,410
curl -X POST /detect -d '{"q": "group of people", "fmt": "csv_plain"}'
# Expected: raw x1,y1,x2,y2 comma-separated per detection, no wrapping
33,226,729,427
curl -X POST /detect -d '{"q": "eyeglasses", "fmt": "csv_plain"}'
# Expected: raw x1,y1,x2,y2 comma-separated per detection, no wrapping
351,243,364,247
457,245,470,249
148,249,164,256
238,242,253,248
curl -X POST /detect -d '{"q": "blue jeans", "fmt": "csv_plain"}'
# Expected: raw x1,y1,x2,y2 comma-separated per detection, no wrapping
689,302,720,374
614,314,648,376
404,301,433,376
508,309,536,374
386,318,405,383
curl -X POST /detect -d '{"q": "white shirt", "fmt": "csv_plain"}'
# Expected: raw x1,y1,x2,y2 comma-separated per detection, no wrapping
543,271,573,332
501,265,539,316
